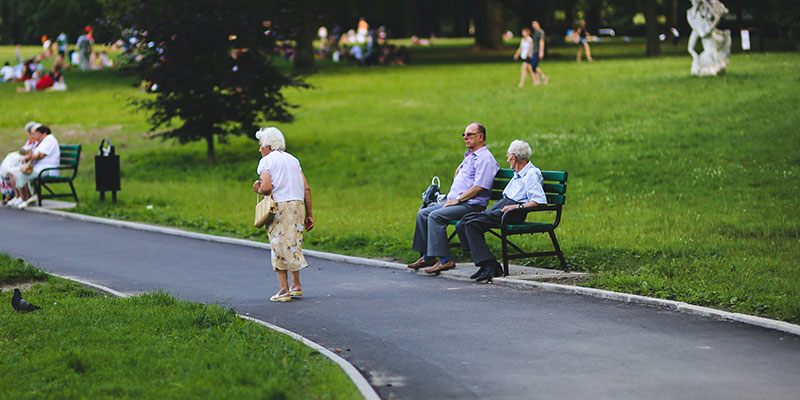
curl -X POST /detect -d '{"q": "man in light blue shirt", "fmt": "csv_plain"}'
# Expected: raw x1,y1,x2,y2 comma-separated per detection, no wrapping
409,122,500,274
455,139,546,282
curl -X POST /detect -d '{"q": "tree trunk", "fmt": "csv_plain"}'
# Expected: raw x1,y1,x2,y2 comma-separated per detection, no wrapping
666,0,679,45
293,0,315,74
474,0,503,49
644,0,661,57
206,134,215,164
403,1,418,38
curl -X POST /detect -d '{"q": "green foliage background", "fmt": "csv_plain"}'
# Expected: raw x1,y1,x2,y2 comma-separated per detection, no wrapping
1,39,799,323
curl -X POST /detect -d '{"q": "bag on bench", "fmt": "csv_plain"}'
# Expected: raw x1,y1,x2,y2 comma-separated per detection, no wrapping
421,176,446,209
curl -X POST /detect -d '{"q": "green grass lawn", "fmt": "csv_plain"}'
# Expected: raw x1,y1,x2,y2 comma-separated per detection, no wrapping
1,40,799,323
0,254,360,399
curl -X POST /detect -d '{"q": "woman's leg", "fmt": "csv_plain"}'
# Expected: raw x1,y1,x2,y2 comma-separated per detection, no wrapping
518,63,526,87
289,270,301,292
526,63,537,85
584,43,593,61
577,46,583,62
275,269,290,295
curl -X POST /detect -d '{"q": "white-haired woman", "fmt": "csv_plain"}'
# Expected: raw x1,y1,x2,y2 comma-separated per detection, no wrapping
252,127,314,302
3,121,40,207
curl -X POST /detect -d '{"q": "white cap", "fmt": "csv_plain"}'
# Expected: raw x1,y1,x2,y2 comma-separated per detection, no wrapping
24,121,38,133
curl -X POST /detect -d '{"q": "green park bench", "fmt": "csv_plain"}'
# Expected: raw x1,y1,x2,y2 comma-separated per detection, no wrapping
447,168,568,275
35,144,81,206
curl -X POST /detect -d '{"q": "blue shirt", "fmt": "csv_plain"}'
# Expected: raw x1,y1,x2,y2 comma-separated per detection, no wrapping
447,146,500,206
502,162,547,204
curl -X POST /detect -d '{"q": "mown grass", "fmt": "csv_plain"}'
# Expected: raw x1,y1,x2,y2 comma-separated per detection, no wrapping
1,41,799,323
0,254,360,399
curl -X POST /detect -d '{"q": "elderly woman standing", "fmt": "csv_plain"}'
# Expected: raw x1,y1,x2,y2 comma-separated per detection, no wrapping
252,127,314,302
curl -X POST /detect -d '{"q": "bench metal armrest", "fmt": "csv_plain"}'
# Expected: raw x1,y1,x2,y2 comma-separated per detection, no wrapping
37,165,77,179
500,204,562,228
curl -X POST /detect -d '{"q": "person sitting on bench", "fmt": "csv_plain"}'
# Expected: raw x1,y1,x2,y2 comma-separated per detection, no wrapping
408,122,500,274
15,124,60,209
455,139,547,282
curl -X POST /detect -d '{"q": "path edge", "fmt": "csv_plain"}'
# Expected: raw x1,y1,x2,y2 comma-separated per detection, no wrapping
33,207,800,337
50,272,380,400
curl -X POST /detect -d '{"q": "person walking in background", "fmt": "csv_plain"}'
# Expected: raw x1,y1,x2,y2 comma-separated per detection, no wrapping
531,21,549,85
408,122,500,275
513,28,536,87
252,127,314,303
56,32,68,58
576,19,594,62
77,27,93,71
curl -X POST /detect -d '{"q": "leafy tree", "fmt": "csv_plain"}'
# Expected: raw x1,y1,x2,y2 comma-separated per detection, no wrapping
102,0,307,163
0,0,103,44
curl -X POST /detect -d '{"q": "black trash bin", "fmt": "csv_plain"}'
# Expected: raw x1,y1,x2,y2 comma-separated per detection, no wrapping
95,138,120,202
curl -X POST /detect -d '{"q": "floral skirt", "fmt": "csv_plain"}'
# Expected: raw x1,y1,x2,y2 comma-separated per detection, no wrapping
267,200,308,272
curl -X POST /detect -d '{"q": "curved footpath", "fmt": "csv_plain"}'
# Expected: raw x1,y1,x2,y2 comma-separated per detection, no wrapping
2,207,799,400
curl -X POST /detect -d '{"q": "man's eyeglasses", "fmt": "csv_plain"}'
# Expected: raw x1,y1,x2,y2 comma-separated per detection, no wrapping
462,132,480,138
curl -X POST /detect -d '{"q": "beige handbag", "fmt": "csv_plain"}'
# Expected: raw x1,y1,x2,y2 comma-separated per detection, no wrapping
254,194,277,228
20,160,33,174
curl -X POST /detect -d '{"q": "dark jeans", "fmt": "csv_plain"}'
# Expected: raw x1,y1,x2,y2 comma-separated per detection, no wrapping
412,202,484,258
455,197,522,266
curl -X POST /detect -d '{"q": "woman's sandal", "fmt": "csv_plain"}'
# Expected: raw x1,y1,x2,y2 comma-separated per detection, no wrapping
270,292,291,302
289,288,302,297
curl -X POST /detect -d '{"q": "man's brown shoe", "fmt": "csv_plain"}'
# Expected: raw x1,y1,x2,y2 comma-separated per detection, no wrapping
425,260,456,274
408,257,437,269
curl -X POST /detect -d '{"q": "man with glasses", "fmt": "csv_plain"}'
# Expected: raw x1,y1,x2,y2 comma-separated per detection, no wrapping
408,122,500,274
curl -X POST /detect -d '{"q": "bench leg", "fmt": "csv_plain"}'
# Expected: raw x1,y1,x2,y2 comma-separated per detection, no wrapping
69,181,79,203
36,179,42,206
548,230,568,271
501,232,509,277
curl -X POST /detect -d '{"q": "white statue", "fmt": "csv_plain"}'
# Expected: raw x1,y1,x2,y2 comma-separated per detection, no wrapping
687,0,731,76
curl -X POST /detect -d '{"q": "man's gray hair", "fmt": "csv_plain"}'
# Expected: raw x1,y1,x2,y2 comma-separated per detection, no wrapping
471,122,487,140
255,127,286,151
507,140,532,161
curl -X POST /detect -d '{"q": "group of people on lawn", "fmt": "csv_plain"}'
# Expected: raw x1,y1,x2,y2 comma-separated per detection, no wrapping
257,121,545,302
1,122,60,208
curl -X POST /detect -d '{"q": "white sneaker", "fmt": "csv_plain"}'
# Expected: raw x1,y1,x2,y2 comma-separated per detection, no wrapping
18,194,37,209
8,197,21,207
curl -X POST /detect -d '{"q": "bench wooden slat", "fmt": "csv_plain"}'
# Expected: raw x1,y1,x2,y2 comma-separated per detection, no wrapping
546,194,566,205
542,170,568,182
35,144,81,206
543,183,567,195
495,169,515,179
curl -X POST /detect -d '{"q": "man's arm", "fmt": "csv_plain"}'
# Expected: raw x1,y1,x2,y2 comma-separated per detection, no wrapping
443,185,483,207
539,37,545,59
501,200,543,213
23,151,46,163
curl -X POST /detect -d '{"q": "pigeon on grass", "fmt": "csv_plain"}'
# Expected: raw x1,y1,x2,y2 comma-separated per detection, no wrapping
12,288,41,312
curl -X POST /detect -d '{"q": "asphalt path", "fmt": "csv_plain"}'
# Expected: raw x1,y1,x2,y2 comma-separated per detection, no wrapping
2,207,799,400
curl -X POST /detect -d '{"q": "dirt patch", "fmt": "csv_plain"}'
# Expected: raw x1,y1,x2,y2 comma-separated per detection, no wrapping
0,281,39,292
536,274,593,286
57,124,128,148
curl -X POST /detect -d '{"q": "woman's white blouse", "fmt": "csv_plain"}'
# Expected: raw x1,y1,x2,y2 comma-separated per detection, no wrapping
257,151,305,202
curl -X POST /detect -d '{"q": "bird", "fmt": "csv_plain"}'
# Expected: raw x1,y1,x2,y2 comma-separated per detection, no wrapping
12,288,41,312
